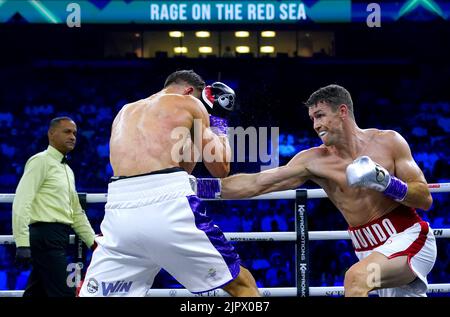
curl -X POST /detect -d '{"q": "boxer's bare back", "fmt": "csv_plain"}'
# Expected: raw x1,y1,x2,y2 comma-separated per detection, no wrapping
110,93,195,176
110,91,229,178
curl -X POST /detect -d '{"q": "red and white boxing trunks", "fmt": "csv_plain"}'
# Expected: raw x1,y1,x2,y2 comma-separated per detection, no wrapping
348,205,437,297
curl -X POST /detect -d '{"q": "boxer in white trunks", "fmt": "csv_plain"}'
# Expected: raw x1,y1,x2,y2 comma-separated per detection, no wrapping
214,84,437,297
78,70,259,297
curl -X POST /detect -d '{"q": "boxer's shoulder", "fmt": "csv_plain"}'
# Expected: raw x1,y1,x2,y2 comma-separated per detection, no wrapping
307,145,329,156
157,94,206,115
368,129,406,147
290,146,327,164
158,93,199,104
363,128,399,139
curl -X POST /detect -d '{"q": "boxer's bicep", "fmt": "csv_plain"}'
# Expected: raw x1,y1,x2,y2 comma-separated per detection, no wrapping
390,132,432,210
257,163,309,194
391,132,427,184
254,152,313,194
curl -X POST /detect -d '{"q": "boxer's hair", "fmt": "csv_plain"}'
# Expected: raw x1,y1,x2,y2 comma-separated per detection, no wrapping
164,70,205,93
305,84,354,119
48,116,74,132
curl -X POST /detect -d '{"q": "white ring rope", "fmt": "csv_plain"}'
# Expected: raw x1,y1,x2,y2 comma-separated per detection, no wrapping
1,182,449,297
1,284,450,297
1,229,450,245
0,183,449,203
0,182,449,244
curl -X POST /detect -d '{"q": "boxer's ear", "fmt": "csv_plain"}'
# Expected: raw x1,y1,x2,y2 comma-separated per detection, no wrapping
338,104,349,118
183,87,194,95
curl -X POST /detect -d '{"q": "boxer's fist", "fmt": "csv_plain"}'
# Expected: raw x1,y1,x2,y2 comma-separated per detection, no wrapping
346,156,407,201
346,156,390,191
201,82,236,136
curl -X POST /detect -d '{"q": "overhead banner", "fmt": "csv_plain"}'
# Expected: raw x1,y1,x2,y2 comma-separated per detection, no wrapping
0,0,350,24
0,0,448,24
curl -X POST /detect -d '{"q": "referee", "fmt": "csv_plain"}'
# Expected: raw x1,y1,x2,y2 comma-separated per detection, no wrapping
12,116,96,297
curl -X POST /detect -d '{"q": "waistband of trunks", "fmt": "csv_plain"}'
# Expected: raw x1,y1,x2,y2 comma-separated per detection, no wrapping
107,169,193,203
348,205,423,252
109,167,185,183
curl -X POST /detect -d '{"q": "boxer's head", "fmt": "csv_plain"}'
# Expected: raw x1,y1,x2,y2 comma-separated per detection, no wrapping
164,70,206,98
48,116,77,155
305,84,354,146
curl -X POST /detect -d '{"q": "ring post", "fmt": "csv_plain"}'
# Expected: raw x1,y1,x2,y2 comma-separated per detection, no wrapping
295,189,309,297
75,193,87,271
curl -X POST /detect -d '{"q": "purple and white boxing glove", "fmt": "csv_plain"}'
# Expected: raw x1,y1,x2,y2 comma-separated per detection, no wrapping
209,115,228,136
346,156,408,202
201,82,235,136
189,175,222,199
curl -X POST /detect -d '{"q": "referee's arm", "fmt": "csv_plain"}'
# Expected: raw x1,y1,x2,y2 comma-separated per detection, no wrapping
71,191,95,248
12,156,47,247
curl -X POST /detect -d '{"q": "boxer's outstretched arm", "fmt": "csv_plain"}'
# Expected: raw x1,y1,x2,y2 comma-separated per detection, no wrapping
391,131,433,210
221,152,310,199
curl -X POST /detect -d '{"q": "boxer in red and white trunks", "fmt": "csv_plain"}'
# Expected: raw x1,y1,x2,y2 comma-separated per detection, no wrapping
348,204,435,296
215,84,437,297
78,70,259,297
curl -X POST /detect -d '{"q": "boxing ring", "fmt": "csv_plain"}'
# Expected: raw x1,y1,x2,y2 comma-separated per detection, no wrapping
1,182,450,297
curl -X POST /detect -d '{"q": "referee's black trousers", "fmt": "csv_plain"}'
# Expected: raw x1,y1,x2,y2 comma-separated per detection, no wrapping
23,222,75,297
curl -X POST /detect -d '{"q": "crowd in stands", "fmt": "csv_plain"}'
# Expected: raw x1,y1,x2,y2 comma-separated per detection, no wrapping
0,59,449,294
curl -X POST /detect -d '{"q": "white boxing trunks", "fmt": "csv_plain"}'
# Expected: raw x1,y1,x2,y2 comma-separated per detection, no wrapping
348,205,437,297
78,167,241,297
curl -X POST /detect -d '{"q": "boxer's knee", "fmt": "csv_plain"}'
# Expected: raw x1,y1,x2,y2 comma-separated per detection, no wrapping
223,266,260,297
344,265,372,297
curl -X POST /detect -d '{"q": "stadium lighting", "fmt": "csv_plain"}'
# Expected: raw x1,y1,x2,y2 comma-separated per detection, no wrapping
235,31,250,38
261,31,276,38
169,31,184,38
198,47,213,54
195,31,210,38
260,46,275,53
235,46,250,53
174,47,188,54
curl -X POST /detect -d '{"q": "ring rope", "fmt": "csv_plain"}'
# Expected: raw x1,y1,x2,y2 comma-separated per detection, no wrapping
1,284,450,297
1,229,450,245
0,183,449,203
1,182,449,296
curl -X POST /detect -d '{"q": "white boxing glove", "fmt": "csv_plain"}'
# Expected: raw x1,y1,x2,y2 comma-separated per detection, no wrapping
346,156,408,201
